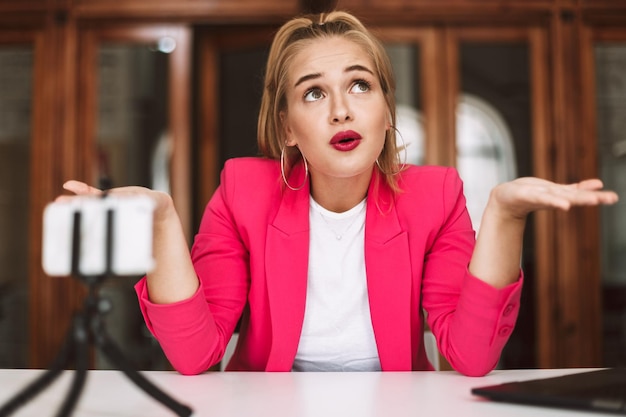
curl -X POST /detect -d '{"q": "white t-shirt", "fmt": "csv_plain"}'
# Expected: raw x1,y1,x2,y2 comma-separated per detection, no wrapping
292,197,381,372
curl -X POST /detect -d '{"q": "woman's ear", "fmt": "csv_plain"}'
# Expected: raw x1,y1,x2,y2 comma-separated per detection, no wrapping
280,111,297,146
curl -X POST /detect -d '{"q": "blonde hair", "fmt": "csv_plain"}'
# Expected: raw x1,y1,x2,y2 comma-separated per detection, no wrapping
257,11,403,192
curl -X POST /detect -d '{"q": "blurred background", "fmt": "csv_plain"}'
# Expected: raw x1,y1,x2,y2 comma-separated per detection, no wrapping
0,0,624,372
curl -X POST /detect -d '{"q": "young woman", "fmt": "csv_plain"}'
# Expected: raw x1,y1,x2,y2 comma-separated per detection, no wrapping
62,11,618,375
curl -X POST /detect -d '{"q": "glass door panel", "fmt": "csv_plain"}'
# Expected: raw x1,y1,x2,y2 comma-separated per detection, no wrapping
218,45,269,165
0,46,32,368
385,44,424,166
457,42,534,368
95,43,171,370
97,44,169,189
457,43,531,229
596,43,626,367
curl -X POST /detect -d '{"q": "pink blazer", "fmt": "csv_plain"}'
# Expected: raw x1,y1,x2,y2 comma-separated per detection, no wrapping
135,157,522,376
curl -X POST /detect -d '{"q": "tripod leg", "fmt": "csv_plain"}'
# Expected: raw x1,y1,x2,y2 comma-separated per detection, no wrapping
96,331,193,417
55,315,90,417
0,317,76,417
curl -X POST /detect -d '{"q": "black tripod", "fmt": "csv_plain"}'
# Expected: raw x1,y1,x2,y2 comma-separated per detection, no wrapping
0,208,193,417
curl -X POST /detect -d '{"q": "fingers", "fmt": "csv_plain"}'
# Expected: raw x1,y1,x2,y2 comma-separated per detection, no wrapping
60,181,158,199
56,181,168,213
534,192,572,211
62,180,103,196
575,178,604,191
549,180,618,209
494,177,619,219
570,179,619,205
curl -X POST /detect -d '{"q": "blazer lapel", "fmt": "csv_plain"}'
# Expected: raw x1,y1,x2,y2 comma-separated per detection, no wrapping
265,164,310,371
365,172,413,370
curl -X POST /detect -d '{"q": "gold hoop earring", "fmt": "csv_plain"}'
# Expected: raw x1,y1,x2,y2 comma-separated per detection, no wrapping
280,146,308,191
376,126,407,176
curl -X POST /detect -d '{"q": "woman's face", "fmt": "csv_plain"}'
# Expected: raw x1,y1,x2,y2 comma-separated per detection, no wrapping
281,36,389,185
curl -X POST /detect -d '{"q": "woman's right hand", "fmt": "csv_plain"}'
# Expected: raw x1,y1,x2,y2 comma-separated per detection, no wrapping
59,180,175,224
58,180,199,304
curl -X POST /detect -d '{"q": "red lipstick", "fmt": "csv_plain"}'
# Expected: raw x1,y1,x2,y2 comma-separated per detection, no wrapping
330,130,362,151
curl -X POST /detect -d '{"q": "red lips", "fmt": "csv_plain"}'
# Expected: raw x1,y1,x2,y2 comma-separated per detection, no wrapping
330,130,362,151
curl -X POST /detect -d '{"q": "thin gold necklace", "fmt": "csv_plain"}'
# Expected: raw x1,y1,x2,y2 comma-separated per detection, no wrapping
318,204,365,241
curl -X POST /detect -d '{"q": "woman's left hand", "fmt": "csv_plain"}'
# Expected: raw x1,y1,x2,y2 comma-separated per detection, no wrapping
471,178,618,288
487,177,619,221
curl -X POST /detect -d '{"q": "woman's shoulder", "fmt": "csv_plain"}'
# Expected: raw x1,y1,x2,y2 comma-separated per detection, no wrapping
223,156,279,172
399,164,461,186
393,165,467,219
221,157,281,184
394,164,465,206
217,157,283,205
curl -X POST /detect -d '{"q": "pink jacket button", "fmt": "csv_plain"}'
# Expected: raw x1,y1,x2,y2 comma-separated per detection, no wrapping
503,304,515,316
498,326,512,337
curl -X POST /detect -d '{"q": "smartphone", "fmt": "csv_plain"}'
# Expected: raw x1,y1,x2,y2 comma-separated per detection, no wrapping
42,195,156,277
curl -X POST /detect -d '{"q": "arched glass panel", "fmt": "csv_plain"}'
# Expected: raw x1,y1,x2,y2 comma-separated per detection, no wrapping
456,93,517,231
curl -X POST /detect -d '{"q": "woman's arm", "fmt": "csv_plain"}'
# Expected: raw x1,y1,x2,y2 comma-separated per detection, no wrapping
423,173,618,376
469,178,619,289
61,181,224,374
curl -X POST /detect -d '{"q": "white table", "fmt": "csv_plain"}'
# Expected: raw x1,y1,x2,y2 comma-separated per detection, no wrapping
0,368,610,416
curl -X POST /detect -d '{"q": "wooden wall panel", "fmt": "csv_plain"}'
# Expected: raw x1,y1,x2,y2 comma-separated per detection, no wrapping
71,0,299,22
0,0,47,13
546,7,605,368
529,26,559,369
337,0,554,25
582,0,626,9
28,12,86,369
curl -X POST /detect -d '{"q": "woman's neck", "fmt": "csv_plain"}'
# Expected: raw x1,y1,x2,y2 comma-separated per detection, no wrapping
309,170,371,213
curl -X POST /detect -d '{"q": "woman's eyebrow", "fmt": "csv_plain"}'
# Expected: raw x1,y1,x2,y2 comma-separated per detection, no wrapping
345,64,374,75
293,64,374,88
294,73,321,88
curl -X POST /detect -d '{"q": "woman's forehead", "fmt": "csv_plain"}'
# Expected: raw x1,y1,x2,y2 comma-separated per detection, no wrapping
287,37,375,82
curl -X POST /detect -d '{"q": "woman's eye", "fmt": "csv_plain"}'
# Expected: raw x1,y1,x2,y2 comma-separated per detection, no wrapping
304,88,324,102
351,80,371,94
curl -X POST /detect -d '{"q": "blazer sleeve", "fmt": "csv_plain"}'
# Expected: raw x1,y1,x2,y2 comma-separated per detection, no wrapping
420,168,523,377
135,161,250,375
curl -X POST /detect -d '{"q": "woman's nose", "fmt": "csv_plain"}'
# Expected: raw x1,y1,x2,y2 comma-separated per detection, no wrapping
330,94,352,123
